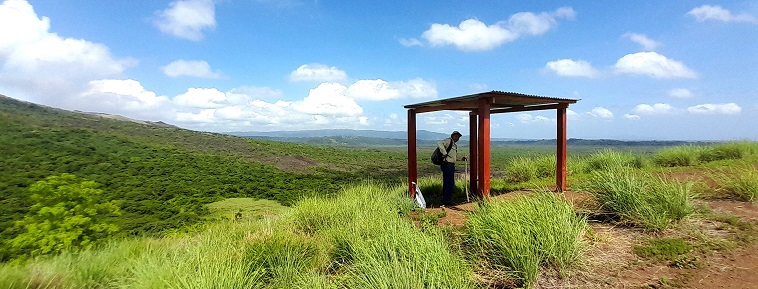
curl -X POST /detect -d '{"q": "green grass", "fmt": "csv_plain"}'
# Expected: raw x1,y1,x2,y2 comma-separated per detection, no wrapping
653,145,702,167
465,191,586,287
582,149,646,173
698,141,757,163
0,184,474,288
580,167,694,231
707,166,758,202
205,198,287,221
633,238,691,262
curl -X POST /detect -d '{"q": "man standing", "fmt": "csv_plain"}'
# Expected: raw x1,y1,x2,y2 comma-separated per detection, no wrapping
438,131,466,206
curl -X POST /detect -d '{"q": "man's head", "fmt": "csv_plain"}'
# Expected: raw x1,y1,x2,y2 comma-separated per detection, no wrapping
451,131,462,142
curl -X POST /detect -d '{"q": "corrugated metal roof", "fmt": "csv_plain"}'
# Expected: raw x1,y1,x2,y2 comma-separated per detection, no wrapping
404,90,579,112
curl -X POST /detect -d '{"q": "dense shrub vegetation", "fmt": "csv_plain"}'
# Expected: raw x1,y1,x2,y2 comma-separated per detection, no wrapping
6,174,120,257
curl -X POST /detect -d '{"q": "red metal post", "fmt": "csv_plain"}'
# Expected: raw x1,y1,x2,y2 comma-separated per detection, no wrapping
478,98,491,199
408,109,418,198
556,105,568,192
469,114,478,197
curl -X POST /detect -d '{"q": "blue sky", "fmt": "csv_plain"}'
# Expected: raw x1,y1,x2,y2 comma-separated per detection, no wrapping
1,0,757,140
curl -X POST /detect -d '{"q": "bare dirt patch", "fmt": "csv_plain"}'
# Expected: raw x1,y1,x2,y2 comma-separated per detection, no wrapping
424,188,758,288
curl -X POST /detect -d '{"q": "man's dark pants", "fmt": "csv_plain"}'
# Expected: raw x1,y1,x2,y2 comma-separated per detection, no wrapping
440,162,455,205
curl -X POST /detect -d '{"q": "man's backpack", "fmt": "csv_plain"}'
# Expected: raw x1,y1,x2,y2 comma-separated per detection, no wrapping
431,139,454,165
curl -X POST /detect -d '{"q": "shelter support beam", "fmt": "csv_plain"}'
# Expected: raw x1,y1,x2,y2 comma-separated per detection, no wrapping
477,98,491,199
408,109,417,198
556,105,568,192
469,114,478,196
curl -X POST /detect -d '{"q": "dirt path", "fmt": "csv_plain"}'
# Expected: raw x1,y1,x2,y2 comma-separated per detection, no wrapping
426,192,758,288
686,200,758,289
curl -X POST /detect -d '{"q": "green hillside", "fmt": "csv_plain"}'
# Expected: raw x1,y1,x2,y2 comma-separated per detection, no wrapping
0,95,411,260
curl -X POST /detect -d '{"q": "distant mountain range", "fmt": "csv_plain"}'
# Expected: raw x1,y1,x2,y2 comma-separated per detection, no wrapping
228,129,449,140
226,129,711,147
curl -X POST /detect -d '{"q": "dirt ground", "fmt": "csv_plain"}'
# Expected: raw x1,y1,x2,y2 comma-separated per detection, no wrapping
426,192,758,288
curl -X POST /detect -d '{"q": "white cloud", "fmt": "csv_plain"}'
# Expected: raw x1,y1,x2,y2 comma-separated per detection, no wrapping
545,59,598,78
172,83,368,131
289,63,347,82
567,109,580,120
399,38,423,47
687,103,742,115
419,7,574,51
174,87,227,108
687,5,757,23
516,113,553,123
669,88,693,98
0,0,133,105
228,85,283,99
291,82,363,116
614,52,697,79
423,112,469,130
623,33,661,50
162,60,222,78
624,114,640,120
77,79,172,121
346,79,399,101
154,0,216,41
586,107,614,119
632,103,674,115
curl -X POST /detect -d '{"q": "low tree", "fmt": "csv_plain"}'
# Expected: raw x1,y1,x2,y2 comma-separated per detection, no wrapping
7,173,120,257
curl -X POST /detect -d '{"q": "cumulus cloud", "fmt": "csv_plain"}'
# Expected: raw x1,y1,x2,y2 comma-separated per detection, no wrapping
174,87,227,108
291,82,363,116
0,0,133,105
399,38,423,47
418,7,574,51
162,60,222,78
586,107,613,119
154,0,216,41
567,109,580,120
545,59,598,78
669,88,693,98
289,63,347,82
614,52,697,79
623,33,661,50
77,79,171,120
687,103,742,115
423,111,469,130
346,78,437,101
624,114,641,120
228,85,283,99
632,103,674,115
687,5,757,23
171,83,368,131
516,113,553,123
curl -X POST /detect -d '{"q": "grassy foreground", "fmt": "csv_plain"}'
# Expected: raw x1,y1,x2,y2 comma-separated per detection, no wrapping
0,184,473,289
0,183,593,288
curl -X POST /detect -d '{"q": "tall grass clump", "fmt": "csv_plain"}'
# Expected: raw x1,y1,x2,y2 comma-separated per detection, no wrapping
581,168,694,231
465,192,586,287
504,155,562,183
708,166,758,202
698,141,757,163
286,183,473,288
503,156,539,183
583,149,645,173
653,145,702,167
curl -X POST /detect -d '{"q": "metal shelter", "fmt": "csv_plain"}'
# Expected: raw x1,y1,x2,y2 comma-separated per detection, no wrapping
405,91,579,199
